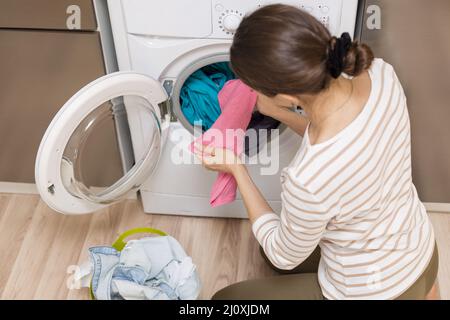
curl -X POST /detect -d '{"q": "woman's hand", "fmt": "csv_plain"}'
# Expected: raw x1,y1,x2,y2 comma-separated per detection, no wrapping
193,142,278,256
194,143,273,224
193,143,242,175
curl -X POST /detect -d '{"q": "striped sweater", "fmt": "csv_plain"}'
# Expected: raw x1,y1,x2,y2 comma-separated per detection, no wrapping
252,58,435,300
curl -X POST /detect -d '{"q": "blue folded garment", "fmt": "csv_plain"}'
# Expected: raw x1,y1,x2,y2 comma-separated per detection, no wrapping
180,62,235,131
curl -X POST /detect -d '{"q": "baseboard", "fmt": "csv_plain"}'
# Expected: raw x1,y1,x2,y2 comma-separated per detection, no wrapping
0,182,138,200
0,182,38,194
1,182,449,214
424,202,450,214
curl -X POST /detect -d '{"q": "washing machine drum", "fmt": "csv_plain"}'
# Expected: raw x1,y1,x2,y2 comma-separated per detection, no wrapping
179,62,280,155
180,62,235,131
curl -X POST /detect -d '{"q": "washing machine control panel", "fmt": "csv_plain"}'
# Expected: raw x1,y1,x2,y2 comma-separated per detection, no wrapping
211,0,354,39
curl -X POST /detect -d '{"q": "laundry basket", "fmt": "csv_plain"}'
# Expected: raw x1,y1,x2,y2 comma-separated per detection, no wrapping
89,227,167,300
85,227,200,300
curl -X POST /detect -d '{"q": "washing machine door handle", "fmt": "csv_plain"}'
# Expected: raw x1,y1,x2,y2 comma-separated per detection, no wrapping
35,72,169,215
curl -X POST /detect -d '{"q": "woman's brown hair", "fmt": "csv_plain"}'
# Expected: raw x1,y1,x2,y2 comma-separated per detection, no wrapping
230,4,374,97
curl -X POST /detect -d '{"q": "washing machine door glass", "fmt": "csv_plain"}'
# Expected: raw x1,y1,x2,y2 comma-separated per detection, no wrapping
35,72,169,214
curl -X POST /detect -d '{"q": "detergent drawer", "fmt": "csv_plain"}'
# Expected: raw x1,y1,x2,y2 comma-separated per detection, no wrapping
0,0,97,31
120,0,213,38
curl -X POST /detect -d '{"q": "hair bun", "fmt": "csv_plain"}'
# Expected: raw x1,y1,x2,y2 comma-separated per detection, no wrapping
342,41,375,77
327,33,374,78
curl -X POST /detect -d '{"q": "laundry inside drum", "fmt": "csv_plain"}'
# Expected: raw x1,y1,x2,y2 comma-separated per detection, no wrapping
180,62,235,131
179,61,281,156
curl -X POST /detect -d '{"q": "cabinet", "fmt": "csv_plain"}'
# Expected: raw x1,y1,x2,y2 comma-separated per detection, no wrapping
357,0,450,209
0,0,124,190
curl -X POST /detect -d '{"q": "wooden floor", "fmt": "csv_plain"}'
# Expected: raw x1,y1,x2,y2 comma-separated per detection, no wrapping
0,193,448,300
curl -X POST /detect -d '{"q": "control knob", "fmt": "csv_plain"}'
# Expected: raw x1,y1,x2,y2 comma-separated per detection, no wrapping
222,14,241,33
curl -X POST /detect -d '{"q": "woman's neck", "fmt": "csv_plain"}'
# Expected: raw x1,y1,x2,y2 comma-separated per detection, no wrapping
301,77,352,128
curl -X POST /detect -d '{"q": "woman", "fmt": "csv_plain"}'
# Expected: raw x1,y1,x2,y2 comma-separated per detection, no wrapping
195,4,438,300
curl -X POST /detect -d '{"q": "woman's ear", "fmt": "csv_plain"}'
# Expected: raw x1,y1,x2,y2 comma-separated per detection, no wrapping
276,94,302,107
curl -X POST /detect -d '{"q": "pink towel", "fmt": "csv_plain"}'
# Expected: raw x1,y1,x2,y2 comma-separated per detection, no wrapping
190,79,257,207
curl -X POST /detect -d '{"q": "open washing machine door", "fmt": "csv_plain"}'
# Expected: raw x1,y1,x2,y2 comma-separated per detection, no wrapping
35,72,169,214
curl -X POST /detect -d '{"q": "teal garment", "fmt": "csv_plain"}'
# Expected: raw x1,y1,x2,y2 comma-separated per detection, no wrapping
180,62,235,131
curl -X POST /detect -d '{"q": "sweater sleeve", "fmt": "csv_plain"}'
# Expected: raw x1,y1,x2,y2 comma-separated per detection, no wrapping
251,174,333,270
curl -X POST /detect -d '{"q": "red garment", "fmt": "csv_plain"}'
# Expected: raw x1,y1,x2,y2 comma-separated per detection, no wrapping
190,79,257,207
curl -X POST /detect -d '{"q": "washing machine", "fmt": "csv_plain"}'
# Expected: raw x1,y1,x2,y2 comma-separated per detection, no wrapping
34,0,359,217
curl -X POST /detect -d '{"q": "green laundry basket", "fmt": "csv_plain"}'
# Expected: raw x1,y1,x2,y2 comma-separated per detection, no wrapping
89,227,167,300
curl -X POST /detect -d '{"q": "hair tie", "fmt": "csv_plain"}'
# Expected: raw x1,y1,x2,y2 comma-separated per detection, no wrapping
327,32,352,78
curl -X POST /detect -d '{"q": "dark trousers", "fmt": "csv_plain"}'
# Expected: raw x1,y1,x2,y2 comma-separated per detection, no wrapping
212,244,439,300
